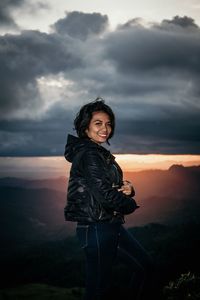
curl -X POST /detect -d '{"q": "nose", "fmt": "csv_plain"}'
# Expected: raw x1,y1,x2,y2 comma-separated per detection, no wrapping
102,123,109,132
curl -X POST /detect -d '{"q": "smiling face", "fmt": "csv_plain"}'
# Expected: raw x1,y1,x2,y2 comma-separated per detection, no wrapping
85,111,112,144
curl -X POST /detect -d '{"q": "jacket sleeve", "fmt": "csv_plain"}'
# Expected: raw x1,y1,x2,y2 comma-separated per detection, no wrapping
81,150,139,215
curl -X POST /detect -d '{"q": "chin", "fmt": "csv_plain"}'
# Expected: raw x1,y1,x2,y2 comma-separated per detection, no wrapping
99,138,107,143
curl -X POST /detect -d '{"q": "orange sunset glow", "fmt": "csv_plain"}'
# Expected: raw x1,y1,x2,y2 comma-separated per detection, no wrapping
115,154,200,172
0,154,200,179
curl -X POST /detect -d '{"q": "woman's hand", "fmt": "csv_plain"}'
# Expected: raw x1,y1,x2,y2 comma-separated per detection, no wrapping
118,180,135,196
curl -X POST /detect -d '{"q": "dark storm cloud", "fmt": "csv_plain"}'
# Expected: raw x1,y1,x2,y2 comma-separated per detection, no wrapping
0,30,83,118
0,13,200,155
108,98,200,154
113,110,200,154
52,11,108,40
104,17,200,73
0,0,49,29
161,15,198,29
0,105,75,156
0,0,26,28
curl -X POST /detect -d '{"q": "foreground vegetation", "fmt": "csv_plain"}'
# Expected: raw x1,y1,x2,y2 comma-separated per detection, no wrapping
0,284,84,300
163,272,200,300
0,221,200,299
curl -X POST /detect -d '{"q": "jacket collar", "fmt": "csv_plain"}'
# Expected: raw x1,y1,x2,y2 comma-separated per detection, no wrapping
64,134,115,163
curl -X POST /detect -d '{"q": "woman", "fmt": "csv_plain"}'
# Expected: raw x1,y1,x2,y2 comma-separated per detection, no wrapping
64,98,154,300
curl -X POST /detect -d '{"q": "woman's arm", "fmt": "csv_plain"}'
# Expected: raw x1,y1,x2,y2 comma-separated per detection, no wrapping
81,150,139,215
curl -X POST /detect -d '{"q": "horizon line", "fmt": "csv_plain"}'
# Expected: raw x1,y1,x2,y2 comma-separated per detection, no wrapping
0,153,200,157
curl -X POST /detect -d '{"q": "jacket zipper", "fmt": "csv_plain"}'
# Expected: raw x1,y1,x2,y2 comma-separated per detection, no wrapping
112,163,120,187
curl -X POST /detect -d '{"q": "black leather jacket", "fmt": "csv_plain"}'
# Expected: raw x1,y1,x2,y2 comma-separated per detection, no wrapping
64,134,139,224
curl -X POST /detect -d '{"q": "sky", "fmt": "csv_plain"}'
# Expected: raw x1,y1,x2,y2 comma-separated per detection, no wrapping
0,0,200,156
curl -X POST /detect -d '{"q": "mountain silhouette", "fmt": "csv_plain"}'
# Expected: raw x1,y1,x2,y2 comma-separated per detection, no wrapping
0,165,200,296
124,164,200,226
0,185,75,259
0,176,67,191
0,164,199,256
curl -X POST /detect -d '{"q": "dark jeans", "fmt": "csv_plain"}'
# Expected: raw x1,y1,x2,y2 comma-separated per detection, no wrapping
76,223,154,300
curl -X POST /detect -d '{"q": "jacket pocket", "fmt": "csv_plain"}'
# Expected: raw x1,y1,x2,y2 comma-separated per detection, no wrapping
88,194,103,221
76,225,89,249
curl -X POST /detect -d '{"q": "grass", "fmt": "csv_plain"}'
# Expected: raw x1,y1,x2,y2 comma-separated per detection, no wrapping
0,284,84,300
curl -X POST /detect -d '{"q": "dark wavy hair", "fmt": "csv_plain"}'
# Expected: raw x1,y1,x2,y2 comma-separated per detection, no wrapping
74,97,115,144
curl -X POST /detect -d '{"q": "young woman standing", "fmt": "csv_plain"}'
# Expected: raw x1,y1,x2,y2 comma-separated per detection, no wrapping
64,98,154,300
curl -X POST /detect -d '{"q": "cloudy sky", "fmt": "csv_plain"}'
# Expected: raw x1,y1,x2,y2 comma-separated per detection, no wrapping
0,0,200,156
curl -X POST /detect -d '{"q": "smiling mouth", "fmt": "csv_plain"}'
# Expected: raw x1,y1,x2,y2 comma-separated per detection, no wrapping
98,134,108,138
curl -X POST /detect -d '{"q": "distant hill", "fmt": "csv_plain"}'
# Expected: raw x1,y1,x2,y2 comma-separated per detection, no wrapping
124,164,200,226
0,164,199,254
0,186,75,258
1,164,199,197
124,164,200,200
0,176,67,192
0,166,200,295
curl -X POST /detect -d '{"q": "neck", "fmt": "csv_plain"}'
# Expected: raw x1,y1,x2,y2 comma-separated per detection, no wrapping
90,138,102,145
